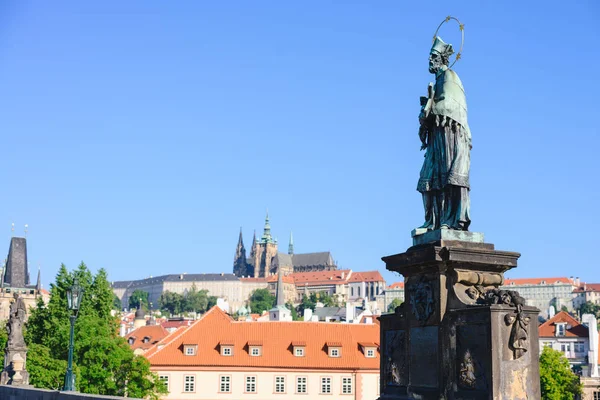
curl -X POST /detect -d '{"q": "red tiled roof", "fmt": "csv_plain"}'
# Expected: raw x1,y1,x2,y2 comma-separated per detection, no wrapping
389,282,404,289
348,271,385,283
504,277,572,286
358,342,379,348
148,306,379,370
573,283,600,293
125,325,171,351
290,270,352,286
538,311,589,338
161,319,193,329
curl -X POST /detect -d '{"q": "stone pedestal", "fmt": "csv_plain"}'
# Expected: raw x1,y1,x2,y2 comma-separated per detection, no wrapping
1,347,30,386
379,238,540,400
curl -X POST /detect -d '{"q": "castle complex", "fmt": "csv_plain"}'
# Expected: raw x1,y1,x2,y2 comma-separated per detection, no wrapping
233,213,337,277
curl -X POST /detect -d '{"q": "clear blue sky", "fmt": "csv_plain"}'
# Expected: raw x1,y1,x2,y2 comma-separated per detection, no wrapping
1,1,598,289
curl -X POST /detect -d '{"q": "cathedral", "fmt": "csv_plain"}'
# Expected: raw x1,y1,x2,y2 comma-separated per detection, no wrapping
233,213,337,277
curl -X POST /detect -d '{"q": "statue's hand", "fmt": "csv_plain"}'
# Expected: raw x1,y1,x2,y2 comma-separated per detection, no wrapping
420,143,427,151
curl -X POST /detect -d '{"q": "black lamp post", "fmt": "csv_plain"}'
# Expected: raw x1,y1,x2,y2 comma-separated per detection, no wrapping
64,278,83,391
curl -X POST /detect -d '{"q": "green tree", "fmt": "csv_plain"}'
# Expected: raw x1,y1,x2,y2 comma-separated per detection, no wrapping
25,262,166,398
539,347,582,399
387,298,403,313
579,301,600,317
112,294,122,311
128,289,150,311
184,285,210,313
286,302,300,321
0,321,7,367
207,296,218,310
159,291,184,316
298,294,316,315
249,289,276,315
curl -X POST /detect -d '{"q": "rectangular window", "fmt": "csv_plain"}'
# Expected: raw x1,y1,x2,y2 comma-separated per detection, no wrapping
296,376,307,393
275,376,286,393
185,346,195,355
594,392,600,400
246,376,257,393
295,347,305,357
184,375,195,392
222,346,232,356
575,342,585,352
342,377,353,394
561,343,571,352
220,375,231,393
330,348,340,357
321,377,331,394
251,347,261,356
366,349,375,357
557,324,565,336
159,375,169,391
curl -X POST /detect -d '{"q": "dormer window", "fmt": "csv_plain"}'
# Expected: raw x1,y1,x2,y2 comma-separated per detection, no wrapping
292,341,306,357
327,342,342,358
143,336,151,344
128,337,135,345
556,323,566,337
183,344,197,356
219,341,235,356
359,342,378,358
222,346,233,356
247,340,262,357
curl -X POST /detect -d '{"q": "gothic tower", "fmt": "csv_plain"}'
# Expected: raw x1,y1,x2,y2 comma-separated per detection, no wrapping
252,212,278,277
288,231,294,255
233,228,248,277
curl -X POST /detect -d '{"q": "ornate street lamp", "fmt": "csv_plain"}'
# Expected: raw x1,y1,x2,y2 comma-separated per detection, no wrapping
64,278,83,391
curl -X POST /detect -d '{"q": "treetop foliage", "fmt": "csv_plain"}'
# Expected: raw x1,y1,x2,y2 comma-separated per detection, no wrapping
25,262,166,398
539,346,582,399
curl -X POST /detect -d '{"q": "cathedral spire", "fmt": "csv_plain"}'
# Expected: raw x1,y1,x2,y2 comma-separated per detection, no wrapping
288,231,294,255
234,227,246,261
233,228,248,277
260,210,274,244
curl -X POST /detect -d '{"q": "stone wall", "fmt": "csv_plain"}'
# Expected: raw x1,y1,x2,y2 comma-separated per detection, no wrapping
0,386,141,400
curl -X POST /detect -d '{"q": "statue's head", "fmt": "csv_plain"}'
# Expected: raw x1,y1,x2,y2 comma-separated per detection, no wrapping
429,36,454,73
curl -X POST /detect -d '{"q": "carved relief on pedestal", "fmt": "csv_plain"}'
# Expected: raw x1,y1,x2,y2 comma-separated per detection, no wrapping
459,349,476,389
384,330,406,387
409,279,434,322
451,269,504,305
480,288,530,360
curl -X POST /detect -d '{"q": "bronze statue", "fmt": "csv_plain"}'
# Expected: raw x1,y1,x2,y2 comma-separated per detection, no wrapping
417,18,471,231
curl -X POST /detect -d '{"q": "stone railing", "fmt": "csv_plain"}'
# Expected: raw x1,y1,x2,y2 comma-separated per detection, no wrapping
0,386,142,400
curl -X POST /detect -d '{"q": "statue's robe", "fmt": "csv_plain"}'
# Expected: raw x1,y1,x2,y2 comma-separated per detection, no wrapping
417,67,471,230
